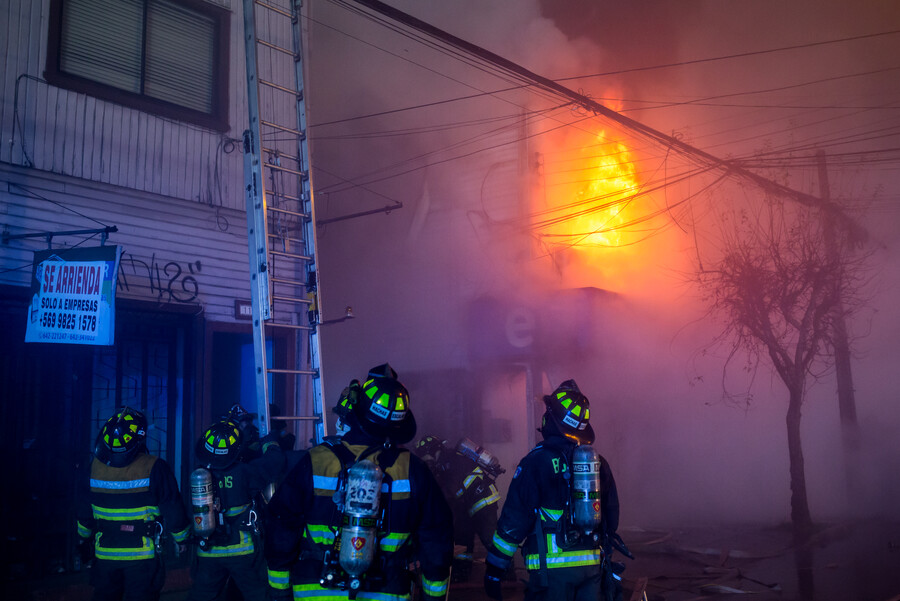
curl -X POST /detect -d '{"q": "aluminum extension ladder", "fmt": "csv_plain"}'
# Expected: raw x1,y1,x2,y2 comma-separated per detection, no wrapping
241,0,326,443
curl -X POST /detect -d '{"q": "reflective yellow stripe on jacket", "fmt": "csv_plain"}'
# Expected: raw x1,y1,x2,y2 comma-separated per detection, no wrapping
524,531,603,569
90,455,160,561
197,530,256,557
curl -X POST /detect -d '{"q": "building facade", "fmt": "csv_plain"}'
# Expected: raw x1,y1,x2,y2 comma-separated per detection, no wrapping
0,0,299,577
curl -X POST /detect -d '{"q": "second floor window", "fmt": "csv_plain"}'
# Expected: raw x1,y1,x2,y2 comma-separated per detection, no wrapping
47,0,230,131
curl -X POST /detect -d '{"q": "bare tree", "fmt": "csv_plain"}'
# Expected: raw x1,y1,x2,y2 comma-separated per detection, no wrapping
696,193,870,538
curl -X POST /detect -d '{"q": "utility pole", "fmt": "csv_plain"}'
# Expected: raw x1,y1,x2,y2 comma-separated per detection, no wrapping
816,149,860,504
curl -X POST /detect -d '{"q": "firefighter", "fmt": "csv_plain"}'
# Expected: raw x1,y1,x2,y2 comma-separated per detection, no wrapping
483,380,622,601
187,418,285,601
265,363,454,600
413,435,502,582
224,404,262,461
76,407,190,601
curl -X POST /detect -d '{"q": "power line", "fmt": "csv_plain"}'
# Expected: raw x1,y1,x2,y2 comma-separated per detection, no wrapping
310,24,900,127
342,0,840,213
558,29,900,83
7,183,113,228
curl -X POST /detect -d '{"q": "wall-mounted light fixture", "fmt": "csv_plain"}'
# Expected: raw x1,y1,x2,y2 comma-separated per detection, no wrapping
318,305,354,326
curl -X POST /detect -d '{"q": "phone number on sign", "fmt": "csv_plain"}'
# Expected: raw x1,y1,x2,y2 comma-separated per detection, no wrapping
40,311,98,332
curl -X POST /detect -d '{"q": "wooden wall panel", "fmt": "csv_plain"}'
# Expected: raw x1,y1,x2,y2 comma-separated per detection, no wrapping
0,0,294,215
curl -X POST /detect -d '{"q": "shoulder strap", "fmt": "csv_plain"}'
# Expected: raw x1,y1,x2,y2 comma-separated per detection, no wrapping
374,445,404,471
324,439,357,472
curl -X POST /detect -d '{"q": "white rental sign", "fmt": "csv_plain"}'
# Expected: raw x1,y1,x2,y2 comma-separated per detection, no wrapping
25,246,122,346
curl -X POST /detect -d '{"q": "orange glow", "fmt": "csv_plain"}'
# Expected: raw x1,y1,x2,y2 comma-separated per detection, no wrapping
536,130,640,250
532,125,686,298
572,132,638,247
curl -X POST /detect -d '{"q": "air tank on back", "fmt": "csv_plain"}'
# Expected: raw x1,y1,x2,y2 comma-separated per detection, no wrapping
456,437,505,477
571,444,602,534
190,467,218,540
339,459,383,597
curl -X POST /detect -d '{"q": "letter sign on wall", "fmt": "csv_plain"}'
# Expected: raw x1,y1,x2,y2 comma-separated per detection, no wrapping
25,246,122,346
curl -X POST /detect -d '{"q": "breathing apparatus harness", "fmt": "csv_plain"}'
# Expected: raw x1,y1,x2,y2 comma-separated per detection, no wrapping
531,438,633,590
190,467,260,551
527,438,601,586
319,439,403,599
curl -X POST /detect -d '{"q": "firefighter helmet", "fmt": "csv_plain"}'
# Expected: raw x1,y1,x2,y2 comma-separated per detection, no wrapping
94,407,148,467
413,435,447,462
352,363,416,444
196,420,244,470
542,379,595,445
225,404,257,430
334,379,361,420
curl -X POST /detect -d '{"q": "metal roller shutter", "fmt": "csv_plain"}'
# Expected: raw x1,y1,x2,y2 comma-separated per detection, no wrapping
57,0,215,114
145,0,215,113
59,0,144,93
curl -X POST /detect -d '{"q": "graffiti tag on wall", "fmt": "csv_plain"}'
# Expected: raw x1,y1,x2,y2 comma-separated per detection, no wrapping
117,252,202,303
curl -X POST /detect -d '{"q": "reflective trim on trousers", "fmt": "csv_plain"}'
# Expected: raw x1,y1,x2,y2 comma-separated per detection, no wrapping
291,583,409,600
420,576,449,598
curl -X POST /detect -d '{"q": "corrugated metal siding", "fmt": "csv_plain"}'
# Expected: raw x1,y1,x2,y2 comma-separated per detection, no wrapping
0,0,262,212
1,164,250,323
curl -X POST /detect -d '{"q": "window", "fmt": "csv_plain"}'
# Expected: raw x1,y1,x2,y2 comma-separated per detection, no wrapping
46,0,230,131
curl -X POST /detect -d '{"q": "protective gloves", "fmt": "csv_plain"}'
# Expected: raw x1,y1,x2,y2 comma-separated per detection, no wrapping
483,562,505,601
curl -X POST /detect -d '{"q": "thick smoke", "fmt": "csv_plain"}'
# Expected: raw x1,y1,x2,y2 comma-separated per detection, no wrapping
307,0,900,529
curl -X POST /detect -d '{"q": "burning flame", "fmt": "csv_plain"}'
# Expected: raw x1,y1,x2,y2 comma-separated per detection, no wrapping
531,125,684,297
571,132,639,247
531,116,695,301
538,129,641,250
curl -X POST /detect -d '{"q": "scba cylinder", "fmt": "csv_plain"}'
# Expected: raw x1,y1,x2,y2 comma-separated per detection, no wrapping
190,468,217,538
456,438,504,476
571,445,602,533
339,459,383,584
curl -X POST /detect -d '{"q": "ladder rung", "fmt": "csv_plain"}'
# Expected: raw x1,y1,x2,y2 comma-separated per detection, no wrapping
261,147,301,165
260,78,300,96
271,249,312,261
265,162,307,178
261,119,305,139
270,191,304,204
254,0,292,19
272,294,312,305
268,206,310,219
271,276,305,287
268,237,306,248
257,38,294,57
267,368,318,376
265,322,314,332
